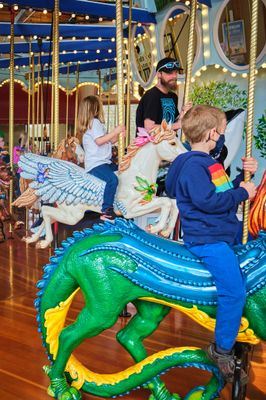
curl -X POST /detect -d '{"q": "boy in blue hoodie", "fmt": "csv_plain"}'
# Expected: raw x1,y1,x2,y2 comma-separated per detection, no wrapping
165,105,257,383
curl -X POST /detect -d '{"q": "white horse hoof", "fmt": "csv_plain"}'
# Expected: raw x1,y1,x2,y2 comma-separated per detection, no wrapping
23,235,38,244
36,240,52,249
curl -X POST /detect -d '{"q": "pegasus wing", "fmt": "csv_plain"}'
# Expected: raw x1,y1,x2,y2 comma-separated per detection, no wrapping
19,153,105,206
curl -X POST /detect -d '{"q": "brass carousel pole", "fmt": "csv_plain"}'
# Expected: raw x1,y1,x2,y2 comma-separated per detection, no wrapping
36,53,41,152
98,69,102,98
53,0,60,150
31,53,35,151
107,68,111,134
116,0,125,164
125,0,132,148
40,64,44,153
8,9,15,236
183,0,197,104
182,0,197,142
27,38,32,151
74,64,80,136
242,0,259,244
65,62,70,138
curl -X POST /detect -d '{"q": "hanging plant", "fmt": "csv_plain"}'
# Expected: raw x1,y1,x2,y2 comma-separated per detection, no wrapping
189,80,248,111
255,110,266,159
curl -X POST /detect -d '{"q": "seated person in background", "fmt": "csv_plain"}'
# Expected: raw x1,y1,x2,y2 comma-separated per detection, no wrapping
136,57,192,132
165,105,258,384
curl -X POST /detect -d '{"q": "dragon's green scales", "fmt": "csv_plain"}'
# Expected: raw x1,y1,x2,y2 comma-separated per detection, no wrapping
35,219,266,400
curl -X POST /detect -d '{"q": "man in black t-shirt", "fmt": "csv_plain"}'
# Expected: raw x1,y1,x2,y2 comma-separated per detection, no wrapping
136,57,192,131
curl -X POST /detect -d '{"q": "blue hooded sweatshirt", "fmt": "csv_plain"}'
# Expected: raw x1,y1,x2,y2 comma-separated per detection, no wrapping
165,151,248,244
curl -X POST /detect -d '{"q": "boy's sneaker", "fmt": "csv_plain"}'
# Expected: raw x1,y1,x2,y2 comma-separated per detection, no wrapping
206,343,248,385
100,208,117,221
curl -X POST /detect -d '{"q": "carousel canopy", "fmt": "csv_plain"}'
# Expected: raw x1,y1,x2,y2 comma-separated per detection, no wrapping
0,1,212,78
0,1,156,23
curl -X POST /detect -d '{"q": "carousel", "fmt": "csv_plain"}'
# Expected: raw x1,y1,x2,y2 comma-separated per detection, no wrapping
0,1,265,400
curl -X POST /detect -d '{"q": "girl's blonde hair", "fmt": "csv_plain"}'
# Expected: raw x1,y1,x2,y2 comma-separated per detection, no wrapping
77,95,105,142
182,105,226,144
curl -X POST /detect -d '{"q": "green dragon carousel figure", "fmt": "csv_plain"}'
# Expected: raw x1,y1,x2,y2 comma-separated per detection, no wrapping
35,214,266,400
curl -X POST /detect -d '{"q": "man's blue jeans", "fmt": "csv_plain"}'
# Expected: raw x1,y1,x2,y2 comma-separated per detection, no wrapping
89,163,118,212
186,241,246,351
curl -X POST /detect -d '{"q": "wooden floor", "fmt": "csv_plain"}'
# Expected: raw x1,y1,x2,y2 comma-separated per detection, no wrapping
0,223,265,400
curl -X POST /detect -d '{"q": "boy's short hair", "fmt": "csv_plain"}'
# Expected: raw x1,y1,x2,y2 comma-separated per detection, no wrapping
182,105,226,143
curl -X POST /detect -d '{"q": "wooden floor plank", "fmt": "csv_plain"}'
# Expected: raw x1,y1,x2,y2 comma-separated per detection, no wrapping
0,236,265,399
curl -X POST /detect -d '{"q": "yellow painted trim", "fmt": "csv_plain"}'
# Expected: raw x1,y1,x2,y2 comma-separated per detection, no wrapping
44,290,259,392
140,297,260,345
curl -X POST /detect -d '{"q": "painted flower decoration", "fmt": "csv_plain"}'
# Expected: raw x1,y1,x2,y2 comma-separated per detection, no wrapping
37,163,49,184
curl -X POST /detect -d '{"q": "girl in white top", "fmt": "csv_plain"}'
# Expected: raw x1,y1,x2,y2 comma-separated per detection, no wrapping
77,95,125,221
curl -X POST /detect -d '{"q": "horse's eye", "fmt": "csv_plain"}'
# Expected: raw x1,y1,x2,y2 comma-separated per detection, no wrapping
169,141,176,146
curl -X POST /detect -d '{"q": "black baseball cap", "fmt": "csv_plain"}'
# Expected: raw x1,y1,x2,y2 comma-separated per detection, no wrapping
156,57,180,73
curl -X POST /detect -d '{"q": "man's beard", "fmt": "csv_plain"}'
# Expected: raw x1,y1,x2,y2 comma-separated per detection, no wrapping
160,76,177,91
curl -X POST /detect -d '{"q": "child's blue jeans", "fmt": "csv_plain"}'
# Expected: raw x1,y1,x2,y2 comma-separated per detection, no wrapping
89,163,118,212
186,241,246,351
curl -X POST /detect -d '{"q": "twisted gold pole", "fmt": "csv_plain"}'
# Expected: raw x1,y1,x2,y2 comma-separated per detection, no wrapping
31,54,35,151
116,0,125,164
65,62,70,138
9,11,15,235
36,54,41,152
98,69,102,98
242,0,259,244
27,38,32,151
107,68,111,134
40,65,44,153
126,0,132,148
74,64,80,136
53,0,60,150
183,0,197,105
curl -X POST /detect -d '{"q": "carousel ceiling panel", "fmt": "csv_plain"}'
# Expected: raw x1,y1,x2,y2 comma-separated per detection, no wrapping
0,22,117,38
0,49,114,68
40,59,116,76
0,1,156,23
0,40,116,54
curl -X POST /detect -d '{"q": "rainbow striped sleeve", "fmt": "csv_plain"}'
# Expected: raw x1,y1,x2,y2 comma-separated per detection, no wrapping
208,163,233,193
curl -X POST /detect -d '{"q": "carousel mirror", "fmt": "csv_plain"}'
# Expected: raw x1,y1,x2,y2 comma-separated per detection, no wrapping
215,0,266,68
132,25,155,87
161,5,200,74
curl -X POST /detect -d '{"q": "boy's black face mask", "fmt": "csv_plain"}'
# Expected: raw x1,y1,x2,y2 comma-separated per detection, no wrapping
210,134,225,158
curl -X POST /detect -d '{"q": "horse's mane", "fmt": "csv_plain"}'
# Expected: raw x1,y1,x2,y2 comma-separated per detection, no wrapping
52,136,80,162
119,126,176,173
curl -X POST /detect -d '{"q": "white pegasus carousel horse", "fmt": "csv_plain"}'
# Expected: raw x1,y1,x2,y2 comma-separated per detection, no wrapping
14,122,186,248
